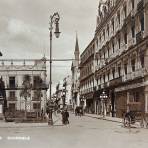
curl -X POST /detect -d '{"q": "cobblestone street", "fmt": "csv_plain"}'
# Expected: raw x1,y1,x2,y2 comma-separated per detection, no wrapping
0,113,148,148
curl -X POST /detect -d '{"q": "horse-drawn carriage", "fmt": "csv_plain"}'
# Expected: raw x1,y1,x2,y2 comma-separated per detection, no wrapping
75,106,84,116
123,102,148,128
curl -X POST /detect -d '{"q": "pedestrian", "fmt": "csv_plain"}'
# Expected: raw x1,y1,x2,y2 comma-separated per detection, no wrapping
61,109,65,124
61,109,69,125
64,109,69,124
41,108,44,119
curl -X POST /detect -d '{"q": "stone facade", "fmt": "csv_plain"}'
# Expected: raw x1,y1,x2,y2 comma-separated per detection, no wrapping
0,58,48,115
79,39,96,113
79,0,148,117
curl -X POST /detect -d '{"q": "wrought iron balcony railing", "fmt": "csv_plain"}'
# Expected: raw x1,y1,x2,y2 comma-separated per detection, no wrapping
137,0,144,12
7,97,17,101
136,31,144,43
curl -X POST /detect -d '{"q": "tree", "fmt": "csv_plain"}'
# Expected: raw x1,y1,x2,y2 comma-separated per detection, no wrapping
0,77,7,114
20,75,32,119
33,76,43,118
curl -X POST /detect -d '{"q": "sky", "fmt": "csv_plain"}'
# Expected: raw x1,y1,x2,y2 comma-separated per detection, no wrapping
0,0,99,92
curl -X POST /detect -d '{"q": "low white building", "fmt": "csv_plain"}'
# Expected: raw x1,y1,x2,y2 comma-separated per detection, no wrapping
0,57,48,114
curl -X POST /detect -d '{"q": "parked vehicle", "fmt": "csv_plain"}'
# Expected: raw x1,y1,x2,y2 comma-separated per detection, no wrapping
75,106,84,116
123,102,148,128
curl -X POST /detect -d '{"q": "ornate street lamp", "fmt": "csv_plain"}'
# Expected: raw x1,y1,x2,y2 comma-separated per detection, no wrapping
100,91,108,117
48,12,61,125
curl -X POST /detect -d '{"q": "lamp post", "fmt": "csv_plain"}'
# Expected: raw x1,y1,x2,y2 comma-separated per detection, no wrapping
100,91,108,117
48,12,61,125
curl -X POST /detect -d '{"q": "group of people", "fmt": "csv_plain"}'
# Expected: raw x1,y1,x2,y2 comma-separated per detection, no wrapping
46,106,84,126
75,106,84,116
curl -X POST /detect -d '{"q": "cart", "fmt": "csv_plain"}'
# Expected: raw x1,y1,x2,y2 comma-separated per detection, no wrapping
123,102,148,128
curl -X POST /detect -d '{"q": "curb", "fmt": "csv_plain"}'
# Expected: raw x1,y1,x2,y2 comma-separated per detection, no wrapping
85,114,123,123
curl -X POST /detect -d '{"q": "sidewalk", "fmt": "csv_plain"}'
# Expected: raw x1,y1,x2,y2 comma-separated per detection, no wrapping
0,120,48,128
0,113,63,128
85,113,123,123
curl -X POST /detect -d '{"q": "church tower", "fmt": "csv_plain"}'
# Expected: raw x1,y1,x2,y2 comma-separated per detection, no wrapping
74,33,80,66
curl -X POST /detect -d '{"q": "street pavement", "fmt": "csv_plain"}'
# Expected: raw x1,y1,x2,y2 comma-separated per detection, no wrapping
0,113,148,148
85,113,123,123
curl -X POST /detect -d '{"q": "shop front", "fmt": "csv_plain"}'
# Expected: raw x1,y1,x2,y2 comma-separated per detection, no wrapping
85,92,94,114
115,79,145,118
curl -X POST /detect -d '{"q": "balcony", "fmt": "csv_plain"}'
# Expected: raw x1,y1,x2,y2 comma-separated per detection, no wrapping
7,84,18,89
100,60,106,68
109,51,119,62
109,77,122,87
122,68,145,82
128,38,136,48
124,13,131,25
116,23,121,33
101,83,105,89
137,0,144,12
131,9,136,17
32,82,48,90
120,43,128,53
136,31,144,43
95,64,100,70
7,97,17,101
32,97,41,101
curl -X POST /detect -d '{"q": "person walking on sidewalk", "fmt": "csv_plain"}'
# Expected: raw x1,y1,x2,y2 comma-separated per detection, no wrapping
65,109,69,124
61,109,69,125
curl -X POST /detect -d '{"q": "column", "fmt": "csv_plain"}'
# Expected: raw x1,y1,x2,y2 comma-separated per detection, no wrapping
127,91,130,112
145,91,148,113
144,2,148,37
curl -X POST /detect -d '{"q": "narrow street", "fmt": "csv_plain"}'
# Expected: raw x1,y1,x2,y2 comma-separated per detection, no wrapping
0,113,148,148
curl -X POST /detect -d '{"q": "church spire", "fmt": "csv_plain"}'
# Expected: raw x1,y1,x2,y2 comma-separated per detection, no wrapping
74,32,79,62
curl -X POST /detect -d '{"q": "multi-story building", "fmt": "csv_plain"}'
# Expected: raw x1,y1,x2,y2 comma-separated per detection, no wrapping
62,75,72,108
71,34,80,109
94,0,148,117
79,39,96,113
0,57,48,115
55,75,72,109
55,82,63,108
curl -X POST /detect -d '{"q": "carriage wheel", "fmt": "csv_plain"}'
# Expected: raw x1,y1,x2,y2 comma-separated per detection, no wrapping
124,116,131,128
140,119,144,128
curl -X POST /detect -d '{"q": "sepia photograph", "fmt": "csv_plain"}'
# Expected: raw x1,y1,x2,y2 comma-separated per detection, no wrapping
0,0,148,148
